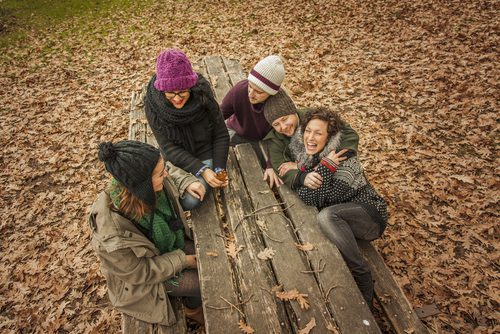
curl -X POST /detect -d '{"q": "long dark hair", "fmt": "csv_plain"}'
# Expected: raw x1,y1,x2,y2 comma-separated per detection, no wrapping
109,181,151,220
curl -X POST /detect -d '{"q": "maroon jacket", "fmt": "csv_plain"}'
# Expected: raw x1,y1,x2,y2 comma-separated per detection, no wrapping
220,80,272,140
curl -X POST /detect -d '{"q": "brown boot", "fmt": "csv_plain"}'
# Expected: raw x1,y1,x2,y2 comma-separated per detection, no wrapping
184,306,205,325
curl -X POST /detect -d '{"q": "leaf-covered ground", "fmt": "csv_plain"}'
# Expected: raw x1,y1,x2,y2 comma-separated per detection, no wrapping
0,0,498,333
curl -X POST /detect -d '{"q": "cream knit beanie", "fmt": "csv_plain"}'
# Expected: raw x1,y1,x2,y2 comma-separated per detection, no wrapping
248,55,285,95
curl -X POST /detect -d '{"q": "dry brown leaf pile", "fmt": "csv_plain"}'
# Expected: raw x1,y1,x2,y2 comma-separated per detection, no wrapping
0,0,497,333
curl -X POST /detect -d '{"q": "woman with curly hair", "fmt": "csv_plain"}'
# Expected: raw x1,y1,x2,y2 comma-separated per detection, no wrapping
289,107,388,308
262,91,359,189
145,48,229,210
89,140,205,326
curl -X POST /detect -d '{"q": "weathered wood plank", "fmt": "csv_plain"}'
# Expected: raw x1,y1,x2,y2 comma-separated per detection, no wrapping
203,56,233,103
234,143,336,333
224,148,292,333
128,85,147,143
122,313,153,334
158,298,188,334
222,58,246,86
121,299,186,334
358,241,429,334
277,186,381,333
190,191,241,334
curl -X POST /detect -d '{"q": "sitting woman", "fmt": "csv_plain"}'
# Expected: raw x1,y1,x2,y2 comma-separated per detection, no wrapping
289,107,387,308
145,48,229,210
262,90,359,189
89,140,205,327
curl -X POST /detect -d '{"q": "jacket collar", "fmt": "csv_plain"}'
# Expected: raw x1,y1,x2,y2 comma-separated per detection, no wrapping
289,128,343,169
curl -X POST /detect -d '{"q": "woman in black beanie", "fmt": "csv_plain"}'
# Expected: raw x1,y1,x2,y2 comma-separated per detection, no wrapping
89,140,205,326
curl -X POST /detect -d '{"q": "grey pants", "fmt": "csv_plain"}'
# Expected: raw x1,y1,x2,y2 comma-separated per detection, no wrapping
318,202,382,306
227,128,267,168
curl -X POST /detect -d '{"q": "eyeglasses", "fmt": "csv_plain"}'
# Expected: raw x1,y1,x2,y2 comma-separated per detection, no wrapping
164,90,190,99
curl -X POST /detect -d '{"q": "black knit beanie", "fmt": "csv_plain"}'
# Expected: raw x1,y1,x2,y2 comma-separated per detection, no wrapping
263,89,297,124
98,140,160,207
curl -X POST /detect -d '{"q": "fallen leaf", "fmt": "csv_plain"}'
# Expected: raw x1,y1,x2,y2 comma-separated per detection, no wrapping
206,251,219,257
450,175,475,184
257,247,276,260
256,219,267,231
238,319,255,333
295,242,314,251
226,242,244,259
275,288,309,309
298,318,316,334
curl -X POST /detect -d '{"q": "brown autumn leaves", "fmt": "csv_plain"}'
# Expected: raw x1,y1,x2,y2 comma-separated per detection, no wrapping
0,0,498,333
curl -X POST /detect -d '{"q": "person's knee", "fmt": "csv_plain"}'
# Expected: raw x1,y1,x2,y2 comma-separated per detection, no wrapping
318,208,343,241
318,207,338,230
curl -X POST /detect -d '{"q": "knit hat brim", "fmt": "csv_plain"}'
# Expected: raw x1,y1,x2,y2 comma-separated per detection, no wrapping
248,70,280,95
263,89,297,123
248,55,285,95
154,73,198,92
129,178,157,207
98,140,160,207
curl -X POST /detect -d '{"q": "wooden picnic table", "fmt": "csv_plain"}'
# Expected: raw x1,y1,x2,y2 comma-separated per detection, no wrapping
125,56,429,334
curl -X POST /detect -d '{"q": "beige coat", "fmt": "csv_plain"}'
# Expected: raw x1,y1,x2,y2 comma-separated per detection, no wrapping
88,162,197,325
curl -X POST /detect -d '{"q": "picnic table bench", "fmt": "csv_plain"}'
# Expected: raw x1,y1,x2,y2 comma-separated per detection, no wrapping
126,56,430,333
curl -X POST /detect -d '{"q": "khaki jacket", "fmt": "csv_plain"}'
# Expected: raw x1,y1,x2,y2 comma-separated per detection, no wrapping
88,162,197,325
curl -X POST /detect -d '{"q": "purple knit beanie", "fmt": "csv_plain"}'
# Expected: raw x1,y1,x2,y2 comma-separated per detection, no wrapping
154,49,198,92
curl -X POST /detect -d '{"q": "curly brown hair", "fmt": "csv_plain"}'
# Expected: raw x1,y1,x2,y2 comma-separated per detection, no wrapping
300,107,345,138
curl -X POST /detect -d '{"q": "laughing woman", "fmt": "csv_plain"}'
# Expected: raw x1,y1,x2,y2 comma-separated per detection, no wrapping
262,90,359,189
145,48,229,210
289,107,388,308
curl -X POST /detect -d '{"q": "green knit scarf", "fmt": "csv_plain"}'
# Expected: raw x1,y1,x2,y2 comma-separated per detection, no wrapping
109,178,185,254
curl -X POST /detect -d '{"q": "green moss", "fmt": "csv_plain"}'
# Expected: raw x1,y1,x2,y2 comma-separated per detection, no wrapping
0,0,153,50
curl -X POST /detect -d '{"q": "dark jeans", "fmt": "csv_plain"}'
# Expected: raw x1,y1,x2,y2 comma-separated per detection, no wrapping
227,128,267,168
317,202,382,306
165,240,202,308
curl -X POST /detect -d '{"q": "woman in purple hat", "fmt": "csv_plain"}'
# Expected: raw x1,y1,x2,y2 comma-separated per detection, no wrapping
145,48,229,210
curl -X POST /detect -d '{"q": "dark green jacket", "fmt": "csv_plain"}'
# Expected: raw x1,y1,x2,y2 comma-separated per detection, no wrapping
262,109,359,188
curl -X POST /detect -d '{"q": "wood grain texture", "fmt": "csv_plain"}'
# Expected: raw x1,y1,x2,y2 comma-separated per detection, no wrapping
190,192,241,334
278,185,381,334
224,148,292,333
234,143,336,333
359,241,430,334
203,56,233,103
121,298,186,334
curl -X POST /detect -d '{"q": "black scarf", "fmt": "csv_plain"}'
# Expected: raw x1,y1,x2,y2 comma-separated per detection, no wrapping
145,74,210,153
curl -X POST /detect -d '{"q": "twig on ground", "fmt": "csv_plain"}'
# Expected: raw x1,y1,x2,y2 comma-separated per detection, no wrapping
262,230,283,243
301,259,326,274
220,296,244,316
325,285,339,301
234,202,294,230
206,294,254,317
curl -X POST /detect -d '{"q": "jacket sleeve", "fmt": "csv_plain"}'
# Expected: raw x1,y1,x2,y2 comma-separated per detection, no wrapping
220,85,235,120
99,246,187,285
166,161,198,197
297,159,355,207
339,122,359,153
266,135,298,188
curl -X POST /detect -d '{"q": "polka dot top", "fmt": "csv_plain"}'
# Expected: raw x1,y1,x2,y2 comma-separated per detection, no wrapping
297,156,388,226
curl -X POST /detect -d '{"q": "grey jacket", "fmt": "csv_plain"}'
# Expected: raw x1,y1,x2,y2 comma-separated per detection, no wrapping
88,162,197,325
